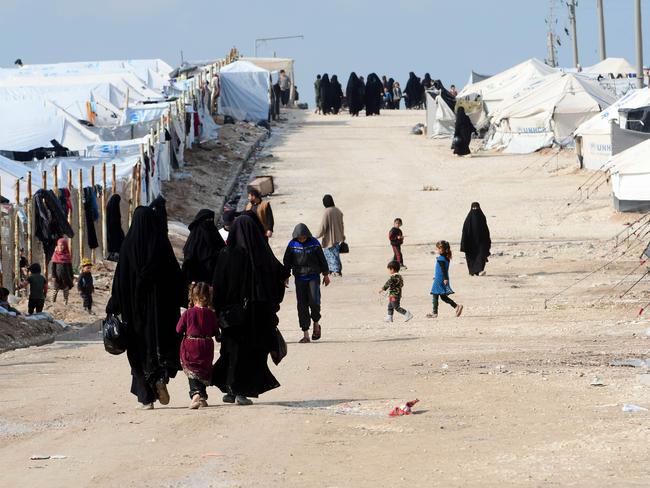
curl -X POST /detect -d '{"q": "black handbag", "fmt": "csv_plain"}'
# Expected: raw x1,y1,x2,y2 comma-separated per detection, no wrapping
339,241,349,254
218,298,248,329
270,328,287,365
102,314,127,355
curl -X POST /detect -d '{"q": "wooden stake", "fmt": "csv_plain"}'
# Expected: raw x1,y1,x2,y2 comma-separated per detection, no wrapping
136,162,142,207
90,167,96,263
14,180,20,293
112,164,117,195
53,165,59,196
128,165,135,228
102,163,107,260
27,172,32,264
78,169,84,261
42,171,47,190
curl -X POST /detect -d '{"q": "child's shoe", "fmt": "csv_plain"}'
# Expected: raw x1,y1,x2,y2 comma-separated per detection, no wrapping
189,394,201,409
136,402,154,410
384,315,393,323
426,313,438,319
404,311,413,322
455,304,464,317
222,394,235,404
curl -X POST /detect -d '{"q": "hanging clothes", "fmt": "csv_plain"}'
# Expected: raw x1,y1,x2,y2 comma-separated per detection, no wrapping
106,194,125,258
33,189,75,263
58,188,72,218
83,187,99,249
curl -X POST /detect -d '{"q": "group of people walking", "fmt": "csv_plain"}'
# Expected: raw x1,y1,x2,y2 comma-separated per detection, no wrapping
107,189,347,410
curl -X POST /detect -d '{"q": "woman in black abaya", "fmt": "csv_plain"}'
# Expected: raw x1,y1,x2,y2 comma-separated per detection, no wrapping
404,72,421,109
107,206,186,408
453,107,476,156
460,202,492,276
182,209,225,285
365,73,383,116
330,75,343,114
212,215,290,405
319,74,333,115
346,72,363,116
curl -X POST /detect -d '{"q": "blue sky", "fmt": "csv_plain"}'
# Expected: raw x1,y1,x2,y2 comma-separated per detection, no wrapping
0,0,645,102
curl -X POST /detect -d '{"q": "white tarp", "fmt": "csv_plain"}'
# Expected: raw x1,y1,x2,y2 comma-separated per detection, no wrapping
120,102,170,125
609,138,650,204
458,58,557,123
583,57,636,77
574,88,650,170
426,92,455,138
219,61,270,122
486,73,616,153
239,57,295,101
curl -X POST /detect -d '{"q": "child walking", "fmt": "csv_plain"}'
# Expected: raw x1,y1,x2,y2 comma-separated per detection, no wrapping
176,282,219,409
379,260,413,323
428,240,463,318
77,258,95,315
51,238,73,304
23,263,46,314
389,218,407,269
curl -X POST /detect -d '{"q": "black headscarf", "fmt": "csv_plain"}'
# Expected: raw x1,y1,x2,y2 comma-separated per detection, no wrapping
108,206,185,381
433,79,456,111
322,194,335,208
330,75,343,113
365,73,383,116
422,73,433,89
460,202,491,260
346,72,363,116
149,195,168,234
106,194,125,254
182,209,225,284
292,223,313,239
404,72,421,108
454,107,476,155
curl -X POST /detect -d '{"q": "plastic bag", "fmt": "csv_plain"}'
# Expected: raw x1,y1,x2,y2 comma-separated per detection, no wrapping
102,314,127,355
389,399,419,417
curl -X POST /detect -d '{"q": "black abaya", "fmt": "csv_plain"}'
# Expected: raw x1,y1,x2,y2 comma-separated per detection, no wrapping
106,194,125,255
319,74,333,115
453,107,476,156
107,206,186,403
330,75,343,114
346,72,363,116
404,72,421,109
211,215,290,398
460,202,491,275
365,73,383,116
182,208,225,284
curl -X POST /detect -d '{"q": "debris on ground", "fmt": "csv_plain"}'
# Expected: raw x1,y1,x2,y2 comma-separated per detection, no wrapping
389,399,420,417
622,404,648,413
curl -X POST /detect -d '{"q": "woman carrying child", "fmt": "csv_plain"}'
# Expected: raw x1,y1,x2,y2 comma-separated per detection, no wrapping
427,240,463,318
176,282,219,409
51,238,73,304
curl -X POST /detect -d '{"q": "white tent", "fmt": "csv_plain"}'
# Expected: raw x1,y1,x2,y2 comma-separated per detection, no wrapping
608,138,650,211
583,57,636,77
239,57,295,102
458,58,557,127
574,89,650,170
425,92,455,138
486,73,616,153
219,61,270,122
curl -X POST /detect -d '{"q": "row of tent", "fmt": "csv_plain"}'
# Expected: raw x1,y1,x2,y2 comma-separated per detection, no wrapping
427,57,650,212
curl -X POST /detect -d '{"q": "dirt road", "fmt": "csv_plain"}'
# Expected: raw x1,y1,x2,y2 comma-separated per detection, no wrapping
2,110,650,487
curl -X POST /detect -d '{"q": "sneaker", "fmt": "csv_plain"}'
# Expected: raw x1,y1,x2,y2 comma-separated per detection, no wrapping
455,304,464,317
404,311,413,322
156,380,170,405
299,336,310,343
199,399,209,408
235,395,253,406
222,394,235,404
136,402,154,410
189,394,201,410
384,315,393,323
426,313,438,319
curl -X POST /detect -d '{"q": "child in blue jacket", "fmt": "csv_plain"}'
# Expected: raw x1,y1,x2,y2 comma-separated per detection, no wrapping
427,240,463,318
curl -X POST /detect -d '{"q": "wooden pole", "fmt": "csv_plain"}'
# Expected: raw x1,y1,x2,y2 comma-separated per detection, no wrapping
102,163,107,261
136,162,142,207
0,176,3,287
41,171,48,282
112,164,117,195
90,167,96,263
14,180,20,293
53,165,59,196
128,164,135,228
42,171,47,190
27,172,32,264
78,169,84,261
67,170,72,224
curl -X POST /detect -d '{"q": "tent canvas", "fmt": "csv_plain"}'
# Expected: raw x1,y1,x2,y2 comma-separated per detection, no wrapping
239,57,295,102
608,138,650,211
219,61,270,122
486,73,616,154
425,91,455,138
574,89,650,170
583,57,636,77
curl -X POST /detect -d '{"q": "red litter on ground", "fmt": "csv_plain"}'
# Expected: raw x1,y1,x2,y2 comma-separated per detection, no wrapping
389,399,419,417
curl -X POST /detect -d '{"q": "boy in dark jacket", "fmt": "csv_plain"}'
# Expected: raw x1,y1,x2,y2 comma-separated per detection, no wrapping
283,223,330,343
389,218,407,269
77,258,95,315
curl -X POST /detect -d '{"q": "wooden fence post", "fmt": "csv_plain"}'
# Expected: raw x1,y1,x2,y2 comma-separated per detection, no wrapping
102,163,107,260
90,167,96,263
27,172,32,264
14,180,20,294
78,169,84,261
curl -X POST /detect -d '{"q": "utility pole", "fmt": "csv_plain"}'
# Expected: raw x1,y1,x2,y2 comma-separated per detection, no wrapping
596,0,606,60
567,0,579,68
545,1,559,68
635,0,644,88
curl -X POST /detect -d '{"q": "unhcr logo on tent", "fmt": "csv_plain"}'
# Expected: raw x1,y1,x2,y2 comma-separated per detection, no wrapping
589,142,611,153
517,127,546,134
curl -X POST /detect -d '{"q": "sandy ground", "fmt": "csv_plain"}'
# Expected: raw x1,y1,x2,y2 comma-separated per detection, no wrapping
2,110,650,487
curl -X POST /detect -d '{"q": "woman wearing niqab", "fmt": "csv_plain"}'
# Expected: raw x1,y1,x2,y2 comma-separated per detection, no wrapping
319,74,333,115
107,206,186,408
330,75,343,114
422,73,433,90
453,107,476,156
346,72,363,116
211,215,290,405
182,209,225,284
460,202,492,276
365,73,383,116
404,72,421,109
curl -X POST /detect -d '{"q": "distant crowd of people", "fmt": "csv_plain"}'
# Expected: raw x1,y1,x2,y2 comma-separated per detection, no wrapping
314,72,458,116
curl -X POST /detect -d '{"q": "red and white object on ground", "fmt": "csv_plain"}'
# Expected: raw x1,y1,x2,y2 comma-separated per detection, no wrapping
388,399,419,417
